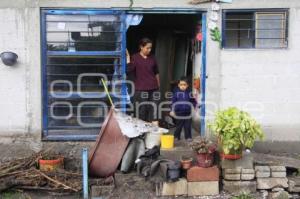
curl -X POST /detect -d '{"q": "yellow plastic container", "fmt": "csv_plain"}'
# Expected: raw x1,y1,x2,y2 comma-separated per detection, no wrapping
161,134,174,149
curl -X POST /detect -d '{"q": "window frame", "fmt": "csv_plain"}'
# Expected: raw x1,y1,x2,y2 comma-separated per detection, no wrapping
222,9,289,49
41,9,127,141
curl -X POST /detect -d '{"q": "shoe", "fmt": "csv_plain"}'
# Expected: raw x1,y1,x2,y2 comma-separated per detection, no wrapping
186,138,193,142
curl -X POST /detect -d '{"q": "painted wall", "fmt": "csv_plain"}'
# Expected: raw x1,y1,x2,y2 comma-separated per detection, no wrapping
0,0,299,145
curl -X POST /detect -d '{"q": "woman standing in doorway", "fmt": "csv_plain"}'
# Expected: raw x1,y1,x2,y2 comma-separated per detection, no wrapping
127,38,160,122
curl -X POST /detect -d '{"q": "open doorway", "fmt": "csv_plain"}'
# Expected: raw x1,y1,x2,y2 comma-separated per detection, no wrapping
126,13,203,134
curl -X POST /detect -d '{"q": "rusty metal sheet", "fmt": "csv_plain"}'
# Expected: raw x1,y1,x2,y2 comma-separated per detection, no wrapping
89,108,129,177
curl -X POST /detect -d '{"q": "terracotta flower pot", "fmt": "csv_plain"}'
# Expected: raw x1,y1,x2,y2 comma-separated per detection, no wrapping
196,153,214,168
219,147,243,160
181,157,193,170
39,157,64,172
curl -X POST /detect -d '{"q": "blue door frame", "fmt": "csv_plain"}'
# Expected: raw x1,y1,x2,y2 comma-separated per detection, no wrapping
41,8,207,141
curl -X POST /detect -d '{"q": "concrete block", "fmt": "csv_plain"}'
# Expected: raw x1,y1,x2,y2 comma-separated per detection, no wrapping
256,171,271,178
288,177,300,193
271,172,287,178
224,168,242,174
188,181,219,196
242,168,255,174
222,180,257,194
270,166,286,172
221,153,253,169
257,178,288,190
224,173,241,180
159,178,187,196
241,173,255,181
255,166,271,172
187,166,219,182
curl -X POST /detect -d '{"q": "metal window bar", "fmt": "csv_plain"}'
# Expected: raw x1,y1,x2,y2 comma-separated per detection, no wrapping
223,10,288,49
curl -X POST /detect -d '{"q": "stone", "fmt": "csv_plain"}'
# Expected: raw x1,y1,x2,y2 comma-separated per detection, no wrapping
270,191,290,199
160,178,188,196
257,178,288,189
221,153,253,169
187,166,219,182
188,181,219,196
224,173,241,180
224,168,242,174
222,180,257,194
242,168,255,174
272,187,284,192
255,166,271,172
260,190,269,199
288,177,300,193
241,173,255,180
256,171,271,178
270,166,286,172
271,172,287,178
91,185,114,198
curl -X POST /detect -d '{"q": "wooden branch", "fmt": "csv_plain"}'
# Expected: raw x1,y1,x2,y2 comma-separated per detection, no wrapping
33,169,78,192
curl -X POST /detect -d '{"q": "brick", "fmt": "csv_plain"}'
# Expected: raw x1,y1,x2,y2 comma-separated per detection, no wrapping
221,153,253,169
271,172,287,178
257,178,288,189
288,177,300,193
188,181,219,196
222,180,257,194
256,171,271,178
241,173,255,181
224,168,242,174
242,168,255,174
159,178,188,196
187,166,219,182
224,173,241,180
270,166,286,172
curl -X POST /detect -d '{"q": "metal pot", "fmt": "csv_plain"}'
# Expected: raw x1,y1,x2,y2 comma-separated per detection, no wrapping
0,51,18,66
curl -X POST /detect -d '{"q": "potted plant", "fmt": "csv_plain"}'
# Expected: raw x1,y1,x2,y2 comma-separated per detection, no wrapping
180,156,193,170
38,154,64,172
208,107,264,160
190,137,216,167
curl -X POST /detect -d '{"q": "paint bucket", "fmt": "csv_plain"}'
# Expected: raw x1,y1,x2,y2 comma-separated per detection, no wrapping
145,131,162,149
161,134,174,149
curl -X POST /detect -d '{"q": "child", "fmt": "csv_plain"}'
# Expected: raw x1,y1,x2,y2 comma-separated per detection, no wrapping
170,76,197,142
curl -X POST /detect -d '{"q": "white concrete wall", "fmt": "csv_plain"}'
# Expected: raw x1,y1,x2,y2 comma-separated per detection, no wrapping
207,1,300,141
0,0,299,143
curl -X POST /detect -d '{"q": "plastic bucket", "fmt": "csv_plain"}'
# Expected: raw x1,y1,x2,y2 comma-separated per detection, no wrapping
161,135,174,149
145,132,162,149
39,157,64,172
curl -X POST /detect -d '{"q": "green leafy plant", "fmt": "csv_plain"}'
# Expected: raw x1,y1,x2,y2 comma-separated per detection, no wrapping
210,27,222,47
231,192,254,199
208,107,264,155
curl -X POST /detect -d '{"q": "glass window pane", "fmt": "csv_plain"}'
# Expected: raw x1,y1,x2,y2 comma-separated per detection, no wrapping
256,12,287,48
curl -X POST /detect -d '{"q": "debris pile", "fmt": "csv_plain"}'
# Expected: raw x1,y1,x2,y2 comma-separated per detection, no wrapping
0,150,82,194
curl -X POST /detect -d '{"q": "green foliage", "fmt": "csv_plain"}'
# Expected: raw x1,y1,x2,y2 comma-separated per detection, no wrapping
210,27,222,46
208,107,264,155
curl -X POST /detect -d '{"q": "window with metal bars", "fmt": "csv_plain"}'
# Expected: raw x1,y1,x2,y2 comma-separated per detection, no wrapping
41,10,127,140
222,10,288,49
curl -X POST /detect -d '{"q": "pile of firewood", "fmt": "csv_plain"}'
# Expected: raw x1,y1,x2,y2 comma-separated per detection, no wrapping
0,150,82,194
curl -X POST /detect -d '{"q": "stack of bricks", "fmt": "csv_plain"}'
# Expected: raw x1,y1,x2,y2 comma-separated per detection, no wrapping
255,165,290,198
157,166,220,197
221,153,257,194
187,165,220,196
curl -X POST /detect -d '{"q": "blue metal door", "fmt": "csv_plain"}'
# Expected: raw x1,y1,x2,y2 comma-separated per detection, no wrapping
41,9,127,140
